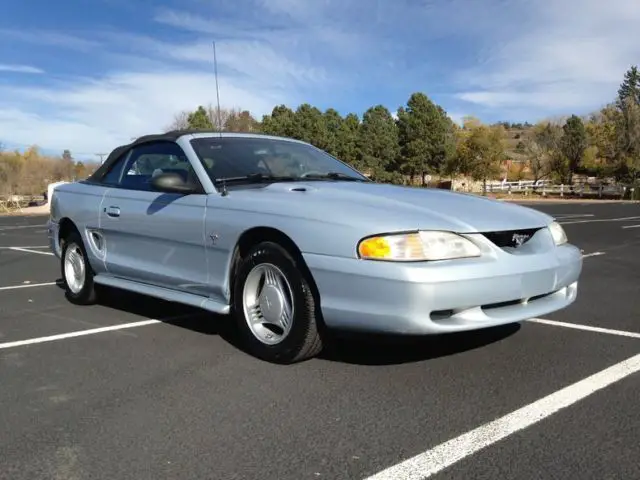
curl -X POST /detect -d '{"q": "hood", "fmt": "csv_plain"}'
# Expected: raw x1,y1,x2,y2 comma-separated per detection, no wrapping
223,181,554,233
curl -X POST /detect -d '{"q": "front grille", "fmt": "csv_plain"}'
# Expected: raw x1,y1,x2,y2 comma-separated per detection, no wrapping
481,291,553,311
481,228,541,248
429,290,557,321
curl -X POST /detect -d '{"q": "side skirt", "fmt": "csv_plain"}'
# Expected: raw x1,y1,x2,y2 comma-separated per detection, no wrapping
94,274,231,315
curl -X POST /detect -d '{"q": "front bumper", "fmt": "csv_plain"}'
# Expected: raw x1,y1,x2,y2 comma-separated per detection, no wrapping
303,234,583,335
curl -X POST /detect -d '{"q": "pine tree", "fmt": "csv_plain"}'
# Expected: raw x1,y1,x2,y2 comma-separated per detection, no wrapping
617,65,640,107
187,106,214,130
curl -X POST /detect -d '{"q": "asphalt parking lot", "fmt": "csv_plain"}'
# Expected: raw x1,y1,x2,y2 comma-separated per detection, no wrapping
1,202,638,480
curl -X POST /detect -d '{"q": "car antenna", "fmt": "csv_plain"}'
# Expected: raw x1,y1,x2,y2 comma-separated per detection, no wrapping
213,40,228,197
212,40,223,139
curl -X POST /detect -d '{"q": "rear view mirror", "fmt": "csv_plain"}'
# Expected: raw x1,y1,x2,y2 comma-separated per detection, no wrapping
150,172,198,194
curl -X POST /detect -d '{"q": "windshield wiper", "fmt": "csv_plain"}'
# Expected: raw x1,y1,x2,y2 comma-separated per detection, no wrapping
213,172,367,188
213,173,298,185
301,172,367,182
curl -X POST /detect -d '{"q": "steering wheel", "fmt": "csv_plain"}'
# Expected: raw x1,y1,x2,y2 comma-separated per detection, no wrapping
299,170,325,178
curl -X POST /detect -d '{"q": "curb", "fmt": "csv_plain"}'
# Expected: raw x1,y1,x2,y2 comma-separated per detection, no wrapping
498,199,640,204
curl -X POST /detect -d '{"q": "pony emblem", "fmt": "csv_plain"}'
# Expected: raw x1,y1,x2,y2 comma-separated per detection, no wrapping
512,233,531,247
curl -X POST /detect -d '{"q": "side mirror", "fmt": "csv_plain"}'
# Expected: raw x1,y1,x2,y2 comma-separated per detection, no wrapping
150,172,198,194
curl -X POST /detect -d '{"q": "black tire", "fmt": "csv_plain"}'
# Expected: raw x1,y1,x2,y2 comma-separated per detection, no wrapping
60,230,98,305
232,241,324,364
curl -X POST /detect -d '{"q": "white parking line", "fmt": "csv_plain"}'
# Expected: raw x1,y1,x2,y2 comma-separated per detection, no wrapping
0,281,59,291
0,224,46,231
8,247,54,256
364,352,640,480
554,214,595,219
528,318,640,339
621,224,640,229
582,251,606,258
559,216,640,225
0,319,162,350
0,245,49,249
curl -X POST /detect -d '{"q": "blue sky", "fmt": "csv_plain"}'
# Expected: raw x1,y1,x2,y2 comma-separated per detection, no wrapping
1,0,639,159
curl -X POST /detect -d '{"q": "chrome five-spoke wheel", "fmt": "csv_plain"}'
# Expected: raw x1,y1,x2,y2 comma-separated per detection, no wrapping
242,263,294,345
64,243,86,294
233,241,324,364
60,230,98,305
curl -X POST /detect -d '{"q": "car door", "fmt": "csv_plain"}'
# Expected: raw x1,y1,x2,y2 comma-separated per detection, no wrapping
98,140,210,296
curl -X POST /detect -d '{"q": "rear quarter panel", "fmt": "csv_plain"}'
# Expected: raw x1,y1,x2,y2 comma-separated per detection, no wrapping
51,181,110,273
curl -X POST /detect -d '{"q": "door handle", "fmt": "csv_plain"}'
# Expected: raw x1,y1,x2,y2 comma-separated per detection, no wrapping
105,206,120,218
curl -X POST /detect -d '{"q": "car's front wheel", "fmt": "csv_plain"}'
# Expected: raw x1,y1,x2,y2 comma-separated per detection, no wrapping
233,241,323,364
60,230,98,305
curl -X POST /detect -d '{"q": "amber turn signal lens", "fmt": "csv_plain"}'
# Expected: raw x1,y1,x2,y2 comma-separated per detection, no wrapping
358,236,392,259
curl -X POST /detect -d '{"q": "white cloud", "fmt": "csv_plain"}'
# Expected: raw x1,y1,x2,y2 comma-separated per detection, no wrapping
0,64,44,74
165,39,328,87
0,2,468,155
256,0,328,22
0,108,111,158
0,28,99,51
152,9,269,38
3,0,640,156
96,30,328,86
446,111,468,127
0,70,282,155
0,8,334,154
455,0,640,115
457,84,606,111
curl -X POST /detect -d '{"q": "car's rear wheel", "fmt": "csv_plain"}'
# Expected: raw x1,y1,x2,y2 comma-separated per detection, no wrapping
233,241,323,364
61,230,98,305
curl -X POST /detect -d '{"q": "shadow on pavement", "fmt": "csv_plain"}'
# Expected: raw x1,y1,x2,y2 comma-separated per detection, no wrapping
56,281,521,366
318,323,521,366
56,280,226,333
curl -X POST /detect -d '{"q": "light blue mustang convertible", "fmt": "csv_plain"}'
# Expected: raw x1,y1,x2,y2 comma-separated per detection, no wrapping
48,131,582,363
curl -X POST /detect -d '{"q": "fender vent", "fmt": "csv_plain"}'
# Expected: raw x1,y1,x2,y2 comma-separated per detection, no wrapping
87,229,106,260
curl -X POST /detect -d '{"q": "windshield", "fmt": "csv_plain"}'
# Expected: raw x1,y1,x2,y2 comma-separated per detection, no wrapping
189,136,369,184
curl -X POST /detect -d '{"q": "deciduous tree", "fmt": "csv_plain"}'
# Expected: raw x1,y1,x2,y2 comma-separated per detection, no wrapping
560,115,587,184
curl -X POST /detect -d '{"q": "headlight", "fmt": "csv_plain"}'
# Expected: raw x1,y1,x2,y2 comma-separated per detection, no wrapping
548,221,568,245
357,231,482,261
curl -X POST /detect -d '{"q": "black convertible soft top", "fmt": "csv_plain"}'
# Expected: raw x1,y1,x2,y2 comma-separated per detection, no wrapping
86,129,219,182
